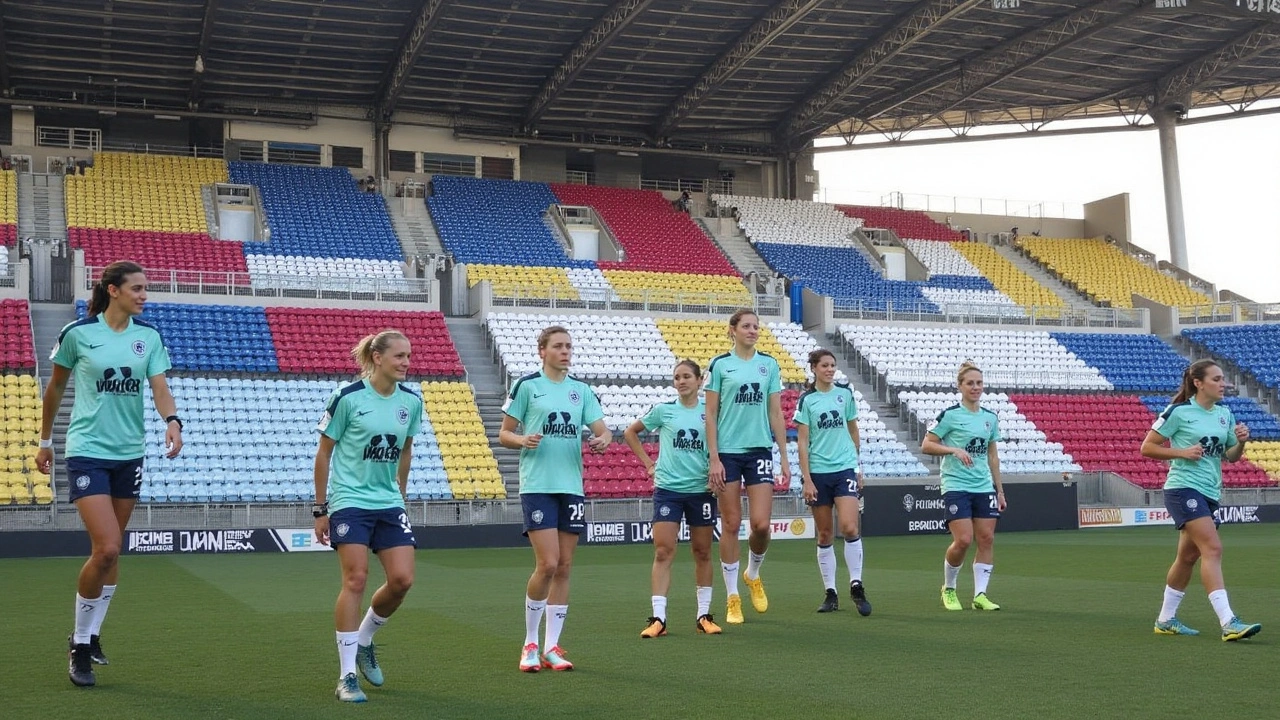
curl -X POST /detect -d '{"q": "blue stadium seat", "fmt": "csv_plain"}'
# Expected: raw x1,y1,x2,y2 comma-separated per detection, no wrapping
754,242,940,312
76,300,278,373
1140,394,1280,440
1051,333,1187,392
1183,325,1280,392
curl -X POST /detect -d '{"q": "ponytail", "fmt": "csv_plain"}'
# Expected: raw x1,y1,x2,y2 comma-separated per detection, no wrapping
352,330,409,378
806,348,836,391
87,260,144,317
1172,359,1219,404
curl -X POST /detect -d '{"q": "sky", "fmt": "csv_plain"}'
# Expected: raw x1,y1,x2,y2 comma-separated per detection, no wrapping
814,112,1280,303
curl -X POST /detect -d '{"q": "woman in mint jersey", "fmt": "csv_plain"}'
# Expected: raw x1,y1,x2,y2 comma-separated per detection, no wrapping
35,261,183,688
313,330,423,703
499,325,611,673
795,349,870,617
1141,359,1260,642
921,362,1004,613
625,360,723,640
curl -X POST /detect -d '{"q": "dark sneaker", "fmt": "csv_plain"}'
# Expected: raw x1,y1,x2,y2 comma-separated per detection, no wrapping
88,634,108,665
850,581,873,617
68,641,95,687
817,589,839,613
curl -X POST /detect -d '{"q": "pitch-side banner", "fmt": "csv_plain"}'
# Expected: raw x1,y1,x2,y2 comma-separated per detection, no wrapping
1078,505,1280,528
584,517,816,546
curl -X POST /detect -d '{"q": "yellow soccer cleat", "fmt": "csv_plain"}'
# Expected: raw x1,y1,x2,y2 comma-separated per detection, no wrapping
972,592,1001,611
696,614,723,635
726,594,745,624
640,617,667,639
742,571,768,613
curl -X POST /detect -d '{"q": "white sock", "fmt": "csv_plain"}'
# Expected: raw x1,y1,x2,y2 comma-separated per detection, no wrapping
1158,586,1185,623
745,551,766,581
816,544,837,591
1208,589,1235,627
844,538,864,584
524,596,546,647
336,631,359,678
73,593,101,645
943,561,961,590
88,584,116,636
973,563,994,597
356,608,387,646
722,562,740,596
651,596,667,622
696,586,712,618
544,605,568,649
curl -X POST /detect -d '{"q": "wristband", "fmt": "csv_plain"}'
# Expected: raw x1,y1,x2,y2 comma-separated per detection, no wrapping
39,438,53,449
166,415,184,430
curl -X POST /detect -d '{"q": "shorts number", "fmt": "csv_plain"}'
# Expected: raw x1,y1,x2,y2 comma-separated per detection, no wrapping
846,479,857,493
756,459,773,476
399,513,413,534
988,495,998,509
701,503,713,520
569,502,585,522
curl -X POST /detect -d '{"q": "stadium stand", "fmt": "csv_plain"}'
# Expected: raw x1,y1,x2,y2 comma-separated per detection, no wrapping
1138,395,1280,441
1017,237,1211,308
1182,324,1280,392
245,255,409,290
904,239,1023,314
488,313,675,380
265,307,463,377
950,242,1065,308
1051,333,1188,392
0,373,49,505
422,381,504,499
755,242,938,312
713,194,864,247
602,270,750,305
467,264,581,300
765,321,847,384
428,176,581,267
551,184,738,276
76,300,277,373
655,318,806,384
1245,441,1280,480
0,169,17,245
835,205,963,242
1,299,35,372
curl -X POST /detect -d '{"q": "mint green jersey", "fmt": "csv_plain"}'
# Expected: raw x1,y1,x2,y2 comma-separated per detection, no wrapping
793,383,860,474
928,404,1001,493
50,315,172,460
317,380,423,512
706,350,782,454
1152,400,1237,502
503,372,604,495
642,398,710,494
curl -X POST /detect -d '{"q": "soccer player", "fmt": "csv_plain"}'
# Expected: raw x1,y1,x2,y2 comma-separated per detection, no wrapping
34,261,183,688
499,326,611,672
624,360,722,639
313,330,423,703
705,309,789,624
921,362,1005,612
794,349,870,616
1141,359,1261,641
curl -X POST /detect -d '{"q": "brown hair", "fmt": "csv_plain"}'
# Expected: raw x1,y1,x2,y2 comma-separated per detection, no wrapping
88,261,145,317
538,325,570,350
352,330,410,378
675,359,702,379
957,361,982,386
806,348,836,390
1172,359,1220,404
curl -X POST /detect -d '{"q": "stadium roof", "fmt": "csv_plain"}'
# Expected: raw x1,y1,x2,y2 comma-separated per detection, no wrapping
5,0,1280,156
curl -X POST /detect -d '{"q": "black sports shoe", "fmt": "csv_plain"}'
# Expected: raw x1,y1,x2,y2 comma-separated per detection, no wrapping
817,589,839,613
68,641,96,687
850,581,872,617
88,634,108,665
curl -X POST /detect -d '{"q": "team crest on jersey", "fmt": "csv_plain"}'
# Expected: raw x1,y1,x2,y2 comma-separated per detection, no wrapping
132,340,147,357
836,395,844,405
1186,498,1198,510
397,406,410,425
700,413,706,422
335,523,350,538
984,420,991,431
568,390,581,406
660,505,671,517
757,364,768,376
531,509,545,524
1219,416,1228,427
75,475,91,490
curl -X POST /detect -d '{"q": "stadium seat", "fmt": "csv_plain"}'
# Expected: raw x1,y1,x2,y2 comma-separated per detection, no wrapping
266,307,463,377
0,300,36,372
0,373,42,503
899,391,1080,474
422,381,503,499
1051,333,1188,392
835,205,963,242
1183,324,1280,393
1018,237,1211,309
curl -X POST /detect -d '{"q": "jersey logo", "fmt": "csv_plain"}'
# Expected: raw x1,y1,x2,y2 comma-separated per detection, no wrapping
96,367,141,396
75,475,91,490
817,410,843,430
757,364,768,376
397,407,410,425
88,343,104,349
568,389,582,406
836,395,844,405
542,412,578,438
132,340,147,356
734,383,764,405
335,523,350,538
531,510,544,525
673,428,704,451
533,393,546,399
964,438,989,457
659,505,671,517
355,410,373,417
1186,498,1198,510
1219,416,1228,427
1197,436,1225,458
363,434,402,462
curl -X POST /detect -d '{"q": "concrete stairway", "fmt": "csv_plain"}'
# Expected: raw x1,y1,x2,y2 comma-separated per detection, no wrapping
695,216,773,279
993,243,1095,311
29,302,79,499
446,318,521,494
18,173,68,241
387,195,445,265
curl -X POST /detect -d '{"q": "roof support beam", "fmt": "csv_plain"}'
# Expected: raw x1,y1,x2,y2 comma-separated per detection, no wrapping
1156,22,1280,107
523,0,653,130
780,0,984,146
375,0,447,122
188,0,219,109
653,0,823,139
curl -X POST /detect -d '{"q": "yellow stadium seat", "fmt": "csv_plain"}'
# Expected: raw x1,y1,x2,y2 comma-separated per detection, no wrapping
466,264,579,300
655,319,806,384
951,242,1064,309
420,381,505,499
603,270,750,306
63,152,228,234
1017,237,1211,309
1245,441,1280,482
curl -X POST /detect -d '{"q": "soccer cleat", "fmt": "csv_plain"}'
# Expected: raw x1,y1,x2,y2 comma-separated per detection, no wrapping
88,634,108,665
850,581,872,617
540,645,573,671
1221,617,1262,642
335,672,367,703
356,643,383,686
742,571,768,613
817,589,839,613
726,594,745,624
68,641,95,687
640,617,667,639
1154,617,1200,636
972,593,1001,611
696,614,722,635
518,643,541,673
941,587,963,611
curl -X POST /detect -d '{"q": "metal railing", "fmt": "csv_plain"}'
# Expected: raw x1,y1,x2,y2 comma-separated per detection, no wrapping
485,284,781,316
85,266,433,304
821,188,1085,219
1179,302,1280,325
0,262,17,289
100,139,224,158
832,300,1146,328
36,126,102,151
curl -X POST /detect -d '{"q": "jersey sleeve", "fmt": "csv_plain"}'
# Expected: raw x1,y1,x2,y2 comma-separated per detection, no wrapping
767,358,783,395
841,385,858,423
50,326,78,369
706,358,725,394
928,409,953,440
502,379,529,422
146,332,173,378
408,396,424,439
317,389,349,441
792,395,810,426
1151,404,1182,439
582,386,604,426
641,403,667,432
989,413,1002,443
1224,408,1239,448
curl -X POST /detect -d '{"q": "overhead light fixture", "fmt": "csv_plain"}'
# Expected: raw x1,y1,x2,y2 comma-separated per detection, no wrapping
617,151,638,157
13,104,33,111
98,110,117,116
154,114,181,120
578,148,594,153
745,160,762,165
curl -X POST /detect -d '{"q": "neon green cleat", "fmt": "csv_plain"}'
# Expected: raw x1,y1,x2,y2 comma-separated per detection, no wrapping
972,593,1001,611
941,586,963,611
1154,617,1199,636
1221,617,1262,642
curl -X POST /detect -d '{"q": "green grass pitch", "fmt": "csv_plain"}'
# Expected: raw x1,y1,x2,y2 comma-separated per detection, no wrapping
1,526,1277,719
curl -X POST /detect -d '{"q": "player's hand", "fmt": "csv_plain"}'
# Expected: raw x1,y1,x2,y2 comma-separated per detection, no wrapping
801,479,817,505
1182,444,1204,461
709,458,726,492
996,490,1007,512
587,433,610,454
952,448,973,467
165,424,183,459
645,464,656,478
314,516,331,546
522,433,543,449
856,470,865,493
779,464,792,484
1235,423,1250,444
35,447,52,475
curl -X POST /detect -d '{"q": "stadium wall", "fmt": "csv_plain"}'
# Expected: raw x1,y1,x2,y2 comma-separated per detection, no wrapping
925,211,1084,238
1083,193,1132,246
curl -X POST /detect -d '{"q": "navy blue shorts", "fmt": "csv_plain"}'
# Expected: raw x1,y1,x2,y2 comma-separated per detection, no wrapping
1164,488,1220,530
522,493,586,534
808,468,860,507
67,457,144,502
943,491,1000,525
719,449,774,487
653,488,718,526
329,507,416,551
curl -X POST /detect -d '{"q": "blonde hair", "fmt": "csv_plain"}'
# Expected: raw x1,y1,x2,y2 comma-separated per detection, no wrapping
957,361,982,386
538,325,570,349
352,330,409,377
